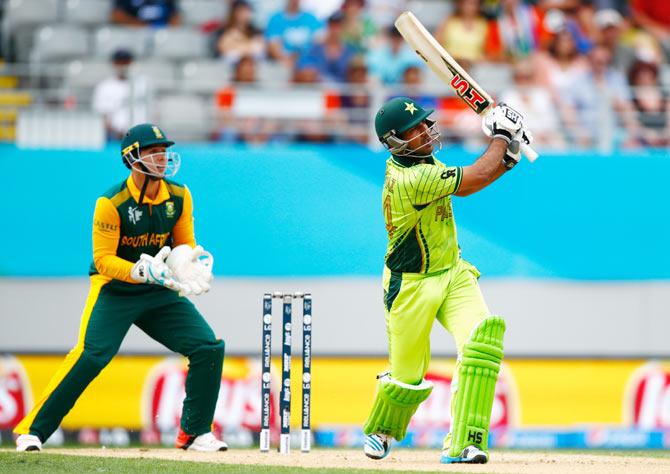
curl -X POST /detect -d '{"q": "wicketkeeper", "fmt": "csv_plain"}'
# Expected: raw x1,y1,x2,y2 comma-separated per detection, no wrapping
362,97,532,464
14,123,226,452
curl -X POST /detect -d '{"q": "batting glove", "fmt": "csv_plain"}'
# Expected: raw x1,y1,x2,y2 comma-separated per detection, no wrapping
503,127,534,170
482,103,524,143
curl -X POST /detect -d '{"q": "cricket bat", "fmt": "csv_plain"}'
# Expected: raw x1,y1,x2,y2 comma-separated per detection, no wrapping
394,11,538,162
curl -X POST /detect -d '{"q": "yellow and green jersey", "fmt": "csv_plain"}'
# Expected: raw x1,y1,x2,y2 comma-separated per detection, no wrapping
88,176,196,284
382,155,463,274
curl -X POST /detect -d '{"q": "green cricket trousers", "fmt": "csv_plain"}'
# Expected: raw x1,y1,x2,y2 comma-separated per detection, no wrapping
14,275,225,442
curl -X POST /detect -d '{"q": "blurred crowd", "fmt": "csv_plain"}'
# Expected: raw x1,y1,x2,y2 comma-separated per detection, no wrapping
13,0,670,148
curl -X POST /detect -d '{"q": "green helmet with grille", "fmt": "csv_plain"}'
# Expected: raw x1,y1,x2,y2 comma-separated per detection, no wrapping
120,123,180,180
374,97,436,156
120,123,175,170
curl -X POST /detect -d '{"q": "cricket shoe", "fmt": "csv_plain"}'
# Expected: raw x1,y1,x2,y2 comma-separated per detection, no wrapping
440,445,488,464
175,429,228,452
16,434,42,452
363,433,391,460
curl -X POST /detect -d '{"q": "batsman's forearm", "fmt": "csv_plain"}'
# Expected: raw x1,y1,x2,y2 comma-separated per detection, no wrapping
455,138,507,196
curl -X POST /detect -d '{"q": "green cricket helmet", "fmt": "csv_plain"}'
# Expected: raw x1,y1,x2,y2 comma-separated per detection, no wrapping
375,97,440,158
120,123,180,178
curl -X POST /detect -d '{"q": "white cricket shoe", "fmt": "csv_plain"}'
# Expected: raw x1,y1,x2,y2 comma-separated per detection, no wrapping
16,434,42,452
175,430,228,452
440,445,488,464
363,433,391,459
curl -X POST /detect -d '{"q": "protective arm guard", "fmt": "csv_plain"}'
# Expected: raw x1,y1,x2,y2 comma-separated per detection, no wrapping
447,316,505,457
363,373,433,441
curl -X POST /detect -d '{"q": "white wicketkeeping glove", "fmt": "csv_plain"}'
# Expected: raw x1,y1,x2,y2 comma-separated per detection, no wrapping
166,244,214,297
482,103,524,143
130,246,182,291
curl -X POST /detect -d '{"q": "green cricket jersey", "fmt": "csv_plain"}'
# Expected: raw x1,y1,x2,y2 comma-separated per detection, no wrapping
382,155,463,274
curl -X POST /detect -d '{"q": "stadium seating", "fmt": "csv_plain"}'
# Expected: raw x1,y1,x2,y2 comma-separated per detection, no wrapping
63,0,111,27
181,60,231,93
257,60,291,86
94,26,153,59
129,60,178,92
152,27,209,61
154,93,211,141
406,0,453,30
180,0,229,26
31,25,90,63
64,59,114,91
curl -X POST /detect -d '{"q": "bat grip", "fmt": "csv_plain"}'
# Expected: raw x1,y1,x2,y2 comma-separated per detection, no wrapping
521,143,538,162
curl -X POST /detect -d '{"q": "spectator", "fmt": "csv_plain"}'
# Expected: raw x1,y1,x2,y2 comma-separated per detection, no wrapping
628,60,670,147
111,0,181,27
541,5,594,54
292,62,321,83
266,0,323,66
366,26,422,85
232,55,257,83
297,12,356,83
535,29,590,96
630,0,670,61
594,8,636,73
214,0,264,63
499,60,565,148
571,44,638,149
341,0,378,53
339,56,371,143
400,65,438,111
435,0,490,63
534,28,590,144
92,49,148,140
486,0,549,61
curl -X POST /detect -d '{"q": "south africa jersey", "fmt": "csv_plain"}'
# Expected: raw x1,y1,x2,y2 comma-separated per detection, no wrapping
382,155,463,274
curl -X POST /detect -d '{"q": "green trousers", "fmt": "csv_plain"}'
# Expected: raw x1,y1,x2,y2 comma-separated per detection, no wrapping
383,258,489,384
14,275,225,442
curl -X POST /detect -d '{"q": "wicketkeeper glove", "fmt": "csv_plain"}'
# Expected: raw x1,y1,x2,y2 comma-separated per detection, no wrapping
130,246,182,291
481,103,524,143
166,244,214,297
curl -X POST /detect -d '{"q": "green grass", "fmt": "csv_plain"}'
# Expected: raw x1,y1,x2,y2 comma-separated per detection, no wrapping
0,452,428,474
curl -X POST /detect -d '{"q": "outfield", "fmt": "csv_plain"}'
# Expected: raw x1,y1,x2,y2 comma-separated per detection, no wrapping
2,449,670,474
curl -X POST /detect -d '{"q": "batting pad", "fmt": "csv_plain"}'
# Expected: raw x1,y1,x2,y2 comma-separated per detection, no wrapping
363,373,433,441
448,316,505,457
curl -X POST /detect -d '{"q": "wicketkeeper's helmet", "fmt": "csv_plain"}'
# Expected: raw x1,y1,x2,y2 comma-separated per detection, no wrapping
374,97,440,157
120,123,180,178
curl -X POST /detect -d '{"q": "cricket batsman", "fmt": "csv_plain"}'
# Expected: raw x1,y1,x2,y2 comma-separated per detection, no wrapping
362,97,532,464
14,123,227,452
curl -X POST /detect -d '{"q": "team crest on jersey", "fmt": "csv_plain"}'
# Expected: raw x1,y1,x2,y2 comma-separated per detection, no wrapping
128,206,143,224
165,201,175,218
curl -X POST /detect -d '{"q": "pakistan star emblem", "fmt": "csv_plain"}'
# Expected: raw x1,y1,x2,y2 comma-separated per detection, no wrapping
404,101,417,115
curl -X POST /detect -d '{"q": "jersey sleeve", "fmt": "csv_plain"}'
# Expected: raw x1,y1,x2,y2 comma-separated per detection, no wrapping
92,197,135,283
410,164,463,206
172,185,196,248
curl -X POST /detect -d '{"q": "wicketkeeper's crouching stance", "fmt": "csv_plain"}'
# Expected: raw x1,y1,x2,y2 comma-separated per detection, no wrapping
362,98,532,464
14,124,226,452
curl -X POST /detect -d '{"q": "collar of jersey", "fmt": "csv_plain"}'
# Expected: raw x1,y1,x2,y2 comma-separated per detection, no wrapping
391,154,435,168
126,176,171,205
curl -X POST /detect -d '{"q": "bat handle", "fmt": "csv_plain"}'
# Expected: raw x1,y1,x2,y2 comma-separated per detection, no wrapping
521,143,538,162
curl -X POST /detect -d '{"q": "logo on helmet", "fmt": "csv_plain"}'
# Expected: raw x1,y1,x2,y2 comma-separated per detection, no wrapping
404,102,418,115
152,126,164,139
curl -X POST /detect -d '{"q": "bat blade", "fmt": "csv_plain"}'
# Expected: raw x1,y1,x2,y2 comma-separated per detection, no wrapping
394,11,538,162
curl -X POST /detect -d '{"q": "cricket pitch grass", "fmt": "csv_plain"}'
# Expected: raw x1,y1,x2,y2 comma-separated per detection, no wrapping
2,448,670,473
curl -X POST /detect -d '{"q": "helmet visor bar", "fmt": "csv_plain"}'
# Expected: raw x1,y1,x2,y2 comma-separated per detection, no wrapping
126,149,181,178
385,119,442,158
